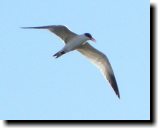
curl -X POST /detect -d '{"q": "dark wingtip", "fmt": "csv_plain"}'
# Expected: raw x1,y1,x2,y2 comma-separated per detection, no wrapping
21,26,45,29
115,88,120,99
108,74,120,99
116,88,120,99
21,27,36,29
117,93,120,99
21,27,31,29
20,26,53,29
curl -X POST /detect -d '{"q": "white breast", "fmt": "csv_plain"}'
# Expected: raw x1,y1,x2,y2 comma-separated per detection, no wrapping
63,35,88,52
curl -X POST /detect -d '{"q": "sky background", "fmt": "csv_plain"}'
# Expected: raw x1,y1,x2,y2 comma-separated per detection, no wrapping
0,0,149,120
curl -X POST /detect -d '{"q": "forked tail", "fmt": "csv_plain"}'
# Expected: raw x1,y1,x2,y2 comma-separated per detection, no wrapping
53,51,66,58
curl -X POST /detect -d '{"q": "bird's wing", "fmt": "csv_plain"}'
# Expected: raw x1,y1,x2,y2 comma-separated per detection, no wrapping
77,43,120,98
22,25,78,44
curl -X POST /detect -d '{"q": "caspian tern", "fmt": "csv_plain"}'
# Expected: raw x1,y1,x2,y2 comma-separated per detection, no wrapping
22,25,120,98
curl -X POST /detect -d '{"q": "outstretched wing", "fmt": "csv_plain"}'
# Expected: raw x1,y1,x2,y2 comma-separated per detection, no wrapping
77,43,120,98
22,25,77,43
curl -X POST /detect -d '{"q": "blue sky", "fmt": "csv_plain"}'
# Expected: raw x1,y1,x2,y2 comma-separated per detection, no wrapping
0,0,149,120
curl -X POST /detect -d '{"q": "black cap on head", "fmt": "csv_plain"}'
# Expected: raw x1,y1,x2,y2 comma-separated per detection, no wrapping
84,33,92,39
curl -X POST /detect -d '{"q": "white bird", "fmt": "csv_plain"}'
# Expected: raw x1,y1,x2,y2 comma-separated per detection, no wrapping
22,25,120,98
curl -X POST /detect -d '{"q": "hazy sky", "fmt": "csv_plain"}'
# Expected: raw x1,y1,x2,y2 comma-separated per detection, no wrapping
0,0,149,120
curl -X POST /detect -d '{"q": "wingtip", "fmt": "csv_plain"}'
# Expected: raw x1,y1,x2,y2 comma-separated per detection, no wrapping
117,94,120,99
115,90,120,99
108,74,120,99
20,25,54,29
21,27,32,29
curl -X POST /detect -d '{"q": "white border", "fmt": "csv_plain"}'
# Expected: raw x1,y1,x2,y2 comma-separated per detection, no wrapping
0,0,158,129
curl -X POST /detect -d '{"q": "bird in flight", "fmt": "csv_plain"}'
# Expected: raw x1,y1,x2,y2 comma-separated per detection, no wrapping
22,25,120,98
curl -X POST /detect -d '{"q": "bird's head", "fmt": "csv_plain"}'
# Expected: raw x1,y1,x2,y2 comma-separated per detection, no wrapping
84,33,96,43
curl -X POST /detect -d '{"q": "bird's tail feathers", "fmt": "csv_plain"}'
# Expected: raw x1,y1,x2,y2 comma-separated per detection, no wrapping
53,51,65,58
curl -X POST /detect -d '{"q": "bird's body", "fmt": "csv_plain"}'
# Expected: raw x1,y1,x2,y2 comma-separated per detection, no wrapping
62,35,89,53
22,25,120,98
53,35,89,58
